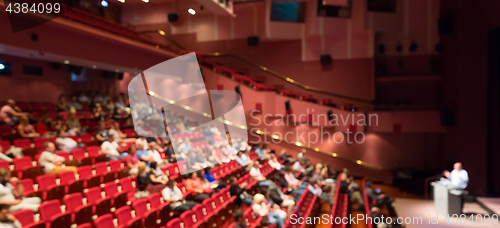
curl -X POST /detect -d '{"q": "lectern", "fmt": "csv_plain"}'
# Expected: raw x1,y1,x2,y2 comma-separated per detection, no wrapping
431,182,465,216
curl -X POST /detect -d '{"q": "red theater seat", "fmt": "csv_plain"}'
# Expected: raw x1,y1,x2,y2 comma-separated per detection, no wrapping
37,174,66,201
30,102,44,112
103,182,128,209
43,102,56,112
85,187,112,216
13,138,32,150
12,209,46,228
64,193,94,225
94,214,116,228
59,170,85,194
78,165,101,188
39,200,73,228
132,198,158,228
114,206,142,228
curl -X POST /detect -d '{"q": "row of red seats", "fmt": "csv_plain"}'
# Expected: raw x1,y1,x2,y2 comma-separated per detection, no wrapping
0,101,56,114
329,176,348,228
362,179,373,228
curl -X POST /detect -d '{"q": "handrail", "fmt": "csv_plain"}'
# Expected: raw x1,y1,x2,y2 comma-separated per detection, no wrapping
145,30,373,105
424,173,444,199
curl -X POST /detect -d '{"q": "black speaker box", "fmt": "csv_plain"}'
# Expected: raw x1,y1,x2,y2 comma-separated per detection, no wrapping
285,100,291,111
440,109,455,127
168,13,178,23
248,36,259,46
320,54,332,65
438,16,453,35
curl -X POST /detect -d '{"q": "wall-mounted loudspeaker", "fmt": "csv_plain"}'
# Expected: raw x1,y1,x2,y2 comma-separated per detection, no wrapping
327,110,334,121
320,54,332,65
50,62,61,70
440,108,455,127
235,85,241,95
68,65,83,75
168,13,178,23
285,100,291,111
248,36,259,46
438,16,453,35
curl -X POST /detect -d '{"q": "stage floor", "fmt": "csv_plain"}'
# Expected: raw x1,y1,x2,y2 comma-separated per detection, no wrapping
477,197,500,216
394,198,499,227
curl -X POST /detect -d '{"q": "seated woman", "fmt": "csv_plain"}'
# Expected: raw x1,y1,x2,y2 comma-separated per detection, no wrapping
108,121,126,142
36,114,54,137
252,194,285,228
268,154,282,171
0,168,41,212
184,171,211,203
17,116,39,138
283,166,307,196
136,162,164,194
125,145,139,175
149,161,168,185
65,110,82,135
200,168,226,191
57,95,69,112
205,145,221,164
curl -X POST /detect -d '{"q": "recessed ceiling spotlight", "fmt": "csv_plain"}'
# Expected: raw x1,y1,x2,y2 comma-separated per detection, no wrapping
0,63,5,70
188,8,196,15
92,65,97,69
115,69,119,72
100,0,108,7
64,60,70,64
142,0,149,3
118,0,125,3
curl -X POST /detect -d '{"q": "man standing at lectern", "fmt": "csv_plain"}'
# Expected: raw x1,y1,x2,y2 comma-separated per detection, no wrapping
443,162,469,190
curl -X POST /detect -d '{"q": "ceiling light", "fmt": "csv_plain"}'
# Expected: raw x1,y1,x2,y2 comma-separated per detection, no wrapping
118,0,125,2
64,60,70,64
188,8,196,15
142,0,149,3
92,65,97,69
115,69,119,72
100,0,108,7
0,63,4,70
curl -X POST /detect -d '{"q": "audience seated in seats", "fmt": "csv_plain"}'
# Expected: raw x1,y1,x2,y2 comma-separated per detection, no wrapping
57,95,69,112
339,168,364,210
268,177,295,215
232,210,247,228
135,137,148,151
101,135,123,160
162,180,198,214
177,138,192,154
0,99,29,126
68,95,82,111
185,150,203,171
268,154,282,171
55,130,83,153
229,176,253,207
136,162,164,194
219,142,234,162
0,169,41,212
95,121,109,145
195,149,211,168
17,116,39,138
236,150,251,166
78,91,89,105
205,145,221,164
108,121,125,142
51,115,67,135
36,114,54,137
0,204,22,228
250,161,272,187
262,190,288,219
93,103,106,122
0,145,22,162
184,171,211,203
149,161,168,185
365,179,397,217
279,149,292,165
136,142,153,167
125,145,139,175
252,194,285,228
39,142,78,175
308,179,323,196
283,166,306,196
163,140,178,163
65,110,82,135
148,142,167,167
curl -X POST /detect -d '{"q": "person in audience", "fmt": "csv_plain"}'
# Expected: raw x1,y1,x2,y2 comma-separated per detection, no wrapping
55,129,82,152
51,115,67,135
219,142,234,162
443,162,469,190
0,145,22,161
177,138,192,154
185,150,204,171
148,142,167,167
78,91,89,104
136,142,152,166
36,114,54,137
339,169,364,211
205,145,221,164
163,140,179,163
236,150,251,166
125,145,139,175
232,210,247,228
268,177,295,215
162,180,198,213
17,116,39,138
184,171,211,203
268,154,282,171
136,162,164,193
135,136,148,150
250,161,272,187
57,95,69,112
308,179,323,196
278,149,292,165
262,189,288,219
292,158,306,173
229,177,253,207
149,161,168,185
194,149,210,168
39,142,78,174
365,179,397,216
93,103,106,122
252,194,285,228
68,96,82,111
283,166,306,195
101,135,123,160
201,167,226,190
108,121,126,142
65,110,82,135
0,204,22,228
0,100,29,126
0,169,41,213
95,121,109,144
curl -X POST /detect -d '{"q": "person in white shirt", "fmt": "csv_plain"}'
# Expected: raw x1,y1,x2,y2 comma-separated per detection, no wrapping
135,137,148,151
250,161,272,187
55,130,82,152
162,180,197,213
293,159,306,173
148,142,167,167
444,162,469,190
108,121,126,142
0,204,22,228
268,154,282,171
252,194,285,228
39,142,78,175
0,169,41,213
101,135,122,160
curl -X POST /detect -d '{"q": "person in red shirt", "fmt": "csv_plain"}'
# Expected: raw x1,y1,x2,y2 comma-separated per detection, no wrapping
125,145,139,175
184,171,211,203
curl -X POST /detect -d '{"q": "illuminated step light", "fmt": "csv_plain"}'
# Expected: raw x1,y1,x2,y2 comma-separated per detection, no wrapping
64,60,70,64
332,153,337,157
314,148,319,151
142,0,149,3
118,0,125,3
295,142,302,146
357,160,362,164
101,0,108,7
188,8,196,15
0,63,4,70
